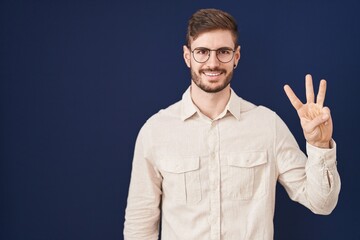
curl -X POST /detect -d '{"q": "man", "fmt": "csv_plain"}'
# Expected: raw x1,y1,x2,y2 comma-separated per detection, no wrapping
124,8,340,240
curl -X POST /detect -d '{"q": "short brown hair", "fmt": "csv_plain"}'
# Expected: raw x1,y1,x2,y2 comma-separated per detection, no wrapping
186,8,238,46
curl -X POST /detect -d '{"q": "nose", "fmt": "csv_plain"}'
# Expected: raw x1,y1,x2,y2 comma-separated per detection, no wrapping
205,51,220,68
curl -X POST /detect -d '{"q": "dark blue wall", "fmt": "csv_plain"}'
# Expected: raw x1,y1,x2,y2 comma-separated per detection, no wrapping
1,1,359,239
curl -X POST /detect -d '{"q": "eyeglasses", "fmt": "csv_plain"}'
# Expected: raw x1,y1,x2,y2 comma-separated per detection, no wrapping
190,47,236,63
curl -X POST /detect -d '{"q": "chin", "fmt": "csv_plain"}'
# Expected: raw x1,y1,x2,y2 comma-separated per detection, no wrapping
199,82,230,93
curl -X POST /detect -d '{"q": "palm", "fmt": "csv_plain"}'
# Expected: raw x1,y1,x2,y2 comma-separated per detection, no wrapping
284,74,333,148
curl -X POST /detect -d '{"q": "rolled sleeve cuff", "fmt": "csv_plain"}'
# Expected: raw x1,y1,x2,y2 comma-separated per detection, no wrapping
306,139,337,169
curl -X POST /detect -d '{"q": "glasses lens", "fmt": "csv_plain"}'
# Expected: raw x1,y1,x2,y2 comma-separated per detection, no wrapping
217,49,234,63
193,48,209,63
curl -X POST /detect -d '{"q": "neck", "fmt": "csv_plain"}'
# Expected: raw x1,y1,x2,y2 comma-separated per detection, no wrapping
190,82,231,120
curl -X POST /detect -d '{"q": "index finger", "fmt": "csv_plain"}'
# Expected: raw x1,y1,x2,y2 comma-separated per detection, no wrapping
284,84,304,110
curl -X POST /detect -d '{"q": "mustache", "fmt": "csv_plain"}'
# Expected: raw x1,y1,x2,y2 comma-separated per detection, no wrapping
199,68,226,73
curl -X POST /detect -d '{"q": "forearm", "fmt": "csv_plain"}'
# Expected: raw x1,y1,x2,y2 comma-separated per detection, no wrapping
124,195,161,239
280,140,341,214
124,127,162,239
303,140,341,214
124,167,162,239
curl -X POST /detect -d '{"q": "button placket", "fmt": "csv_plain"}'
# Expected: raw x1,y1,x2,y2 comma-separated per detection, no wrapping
208,121,221,239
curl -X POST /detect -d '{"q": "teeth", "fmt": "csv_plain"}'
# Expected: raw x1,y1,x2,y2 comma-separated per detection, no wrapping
204,72,221,76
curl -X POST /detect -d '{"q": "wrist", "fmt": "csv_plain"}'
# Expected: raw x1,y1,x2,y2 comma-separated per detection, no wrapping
308,141,331,149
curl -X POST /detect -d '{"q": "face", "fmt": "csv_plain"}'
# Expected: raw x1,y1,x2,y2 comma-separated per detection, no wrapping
183,29,240,93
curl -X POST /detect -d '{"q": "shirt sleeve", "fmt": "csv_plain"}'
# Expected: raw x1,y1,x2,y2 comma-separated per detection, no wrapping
123,125,162,239
275,115,341,215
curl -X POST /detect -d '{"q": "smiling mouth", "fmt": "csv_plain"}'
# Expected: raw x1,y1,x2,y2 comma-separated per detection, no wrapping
202,70,224,77
203,72,221,77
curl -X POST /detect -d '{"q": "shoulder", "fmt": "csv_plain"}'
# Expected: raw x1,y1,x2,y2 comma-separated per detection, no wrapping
238,97,291,134
140,98,183,132
149,99,182,122
239,97,277,118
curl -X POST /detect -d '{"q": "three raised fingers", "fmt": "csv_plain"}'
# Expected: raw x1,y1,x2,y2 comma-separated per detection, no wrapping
285,74,327,109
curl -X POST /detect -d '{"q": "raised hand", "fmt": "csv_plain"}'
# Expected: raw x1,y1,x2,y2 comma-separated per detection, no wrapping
284,74,333,148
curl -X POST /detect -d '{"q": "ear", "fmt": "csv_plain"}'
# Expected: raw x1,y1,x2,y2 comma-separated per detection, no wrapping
183,45,191,68
234,45,241,66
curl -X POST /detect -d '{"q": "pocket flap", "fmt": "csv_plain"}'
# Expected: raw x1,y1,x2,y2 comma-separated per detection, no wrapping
159,156,200,173
227,151,267,168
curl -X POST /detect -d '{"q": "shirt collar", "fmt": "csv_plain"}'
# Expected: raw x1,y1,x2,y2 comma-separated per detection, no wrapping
180,87,242,121
226,88,241,121
180,87,198,121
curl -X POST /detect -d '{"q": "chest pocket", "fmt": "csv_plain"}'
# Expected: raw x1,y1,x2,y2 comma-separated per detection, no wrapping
159,156,201,204
222,151,268,201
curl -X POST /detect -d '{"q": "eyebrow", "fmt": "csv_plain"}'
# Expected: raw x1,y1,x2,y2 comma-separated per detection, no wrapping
193,46,234,50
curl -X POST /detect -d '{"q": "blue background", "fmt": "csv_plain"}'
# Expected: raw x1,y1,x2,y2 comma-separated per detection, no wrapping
1,0,359,239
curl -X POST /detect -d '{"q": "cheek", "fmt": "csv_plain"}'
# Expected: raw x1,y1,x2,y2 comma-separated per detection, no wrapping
189,61,202,72
227,65,234,72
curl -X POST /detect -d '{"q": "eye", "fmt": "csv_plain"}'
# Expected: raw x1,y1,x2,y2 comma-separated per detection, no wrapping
194,48,209,55
218,49,232,55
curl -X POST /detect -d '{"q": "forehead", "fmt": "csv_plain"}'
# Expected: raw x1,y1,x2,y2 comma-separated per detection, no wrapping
190,29,236,48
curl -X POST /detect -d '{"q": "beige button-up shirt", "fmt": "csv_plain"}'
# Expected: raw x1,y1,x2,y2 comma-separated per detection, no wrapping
124,87,340,240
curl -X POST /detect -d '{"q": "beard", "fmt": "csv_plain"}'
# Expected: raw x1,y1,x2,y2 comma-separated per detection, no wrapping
191,67,233,93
